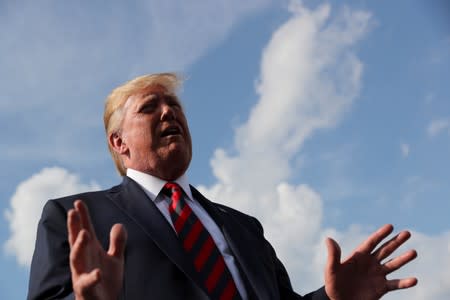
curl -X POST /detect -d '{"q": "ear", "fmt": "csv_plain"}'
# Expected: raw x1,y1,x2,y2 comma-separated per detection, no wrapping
109,132,129,155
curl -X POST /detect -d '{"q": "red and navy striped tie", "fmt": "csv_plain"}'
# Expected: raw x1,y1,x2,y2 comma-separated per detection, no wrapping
163,182,241,300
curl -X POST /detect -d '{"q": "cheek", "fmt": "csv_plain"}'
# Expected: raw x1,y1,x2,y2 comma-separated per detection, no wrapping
126,125,154,149
138,128,155,146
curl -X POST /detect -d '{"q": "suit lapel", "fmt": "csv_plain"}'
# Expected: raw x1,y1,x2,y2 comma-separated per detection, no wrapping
107,177,208,297
191,186,278,300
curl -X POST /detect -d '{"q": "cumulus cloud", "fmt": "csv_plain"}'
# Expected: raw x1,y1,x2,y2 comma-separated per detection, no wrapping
392,230,450,300
200,1,369,202
4,167,100,267
427,118,450,137
198,0,372,291
197,1,450,298
306,227,450,300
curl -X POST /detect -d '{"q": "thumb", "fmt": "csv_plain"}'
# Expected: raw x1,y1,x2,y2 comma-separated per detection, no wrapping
325,237,341,274
108,223,127,258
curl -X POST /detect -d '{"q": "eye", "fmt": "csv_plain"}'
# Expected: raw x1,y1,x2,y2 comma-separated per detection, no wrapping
138,99,158,113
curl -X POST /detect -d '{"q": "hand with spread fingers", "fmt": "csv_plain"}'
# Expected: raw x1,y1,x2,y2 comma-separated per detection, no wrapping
324,224,418,300
67,200,128,300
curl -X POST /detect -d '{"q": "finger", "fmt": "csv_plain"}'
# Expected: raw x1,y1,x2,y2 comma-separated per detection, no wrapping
373,230,411,262
386,277,418,291
70,229,91,274
107,224,128,258
384,249,418,274
74,269,102,296
356,224,394,254
325,237,341,274
74,200,98,239
67,208,82,248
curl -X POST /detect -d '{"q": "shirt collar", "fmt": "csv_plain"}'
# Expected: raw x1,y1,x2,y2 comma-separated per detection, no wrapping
126,168,193,202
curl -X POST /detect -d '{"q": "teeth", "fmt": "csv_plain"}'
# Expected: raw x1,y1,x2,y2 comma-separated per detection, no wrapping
162,127,180,137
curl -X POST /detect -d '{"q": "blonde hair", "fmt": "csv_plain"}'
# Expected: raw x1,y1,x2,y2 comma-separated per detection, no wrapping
104,73,182,176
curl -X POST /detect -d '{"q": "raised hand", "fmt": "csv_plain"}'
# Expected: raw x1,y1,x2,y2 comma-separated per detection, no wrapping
324,224,417,300
67,200,127,300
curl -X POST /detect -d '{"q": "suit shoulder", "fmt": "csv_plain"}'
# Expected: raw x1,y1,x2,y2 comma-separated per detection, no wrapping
213,202,264,231
213,202,253,219
190,185,264,232
48,183,122,210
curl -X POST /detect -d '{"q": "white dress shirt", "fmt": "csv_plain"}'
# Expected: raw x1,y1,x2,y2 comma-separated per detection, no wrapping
126,168,248,299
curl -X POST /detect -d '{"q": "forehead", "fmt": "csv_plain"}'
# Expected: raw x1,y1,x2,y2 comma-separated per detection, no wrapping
125,84,178,107
135,84,175,100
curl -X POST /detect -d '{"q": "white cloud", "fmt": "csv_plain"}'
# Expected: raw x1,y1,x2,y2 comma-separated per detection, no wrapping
390,230,450,300
197,2,450,298
401,143,410,157
303,227,450,300
200,2,370,205
4,167,100,267
198,0,372,292
427,118,450,137
200,0,370,213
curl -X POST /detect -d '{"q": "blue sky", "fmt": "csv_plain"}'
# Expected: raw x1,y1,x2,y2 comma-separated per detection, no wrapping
1,1,449,299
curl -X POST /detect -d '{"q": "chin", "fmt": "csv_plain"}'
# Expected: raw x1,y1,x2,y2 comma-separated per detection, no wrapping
163,147,190,164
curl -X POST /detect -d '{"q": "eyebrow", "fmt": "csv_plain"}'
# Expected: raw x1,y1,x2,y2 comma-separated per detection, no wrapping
141,93,158,101
142,91,176,99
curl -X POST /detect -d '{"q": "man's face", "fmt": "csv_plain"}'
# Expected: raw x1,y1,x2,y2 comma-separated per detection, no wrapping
116,84,192,180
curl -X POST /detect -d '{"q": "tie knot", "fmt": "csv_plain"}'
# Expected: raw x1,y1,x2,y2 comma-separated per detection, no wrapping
163,182,182,198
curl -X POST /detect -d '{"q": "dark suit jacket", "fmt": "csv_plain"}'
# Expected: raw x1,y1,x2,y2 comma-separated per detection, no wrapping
28,176,329,300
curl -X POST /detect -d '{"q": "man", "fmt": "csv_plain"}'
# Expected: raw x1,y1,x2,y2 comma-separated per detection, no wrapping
28,73,418,300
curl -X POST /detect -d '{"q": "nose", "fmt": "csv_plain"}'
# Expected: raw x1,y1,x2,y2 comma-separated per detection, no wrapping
160,103,176,121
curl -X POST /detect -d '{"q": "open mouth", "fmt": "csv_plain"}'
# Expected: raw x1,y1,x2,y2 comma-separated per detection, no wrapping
160,125,182,138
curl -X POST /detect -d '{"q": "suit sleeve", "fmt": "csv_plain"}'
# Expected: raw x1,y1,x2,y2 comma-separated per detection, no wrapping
27,200,75,300
251,217,330,300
